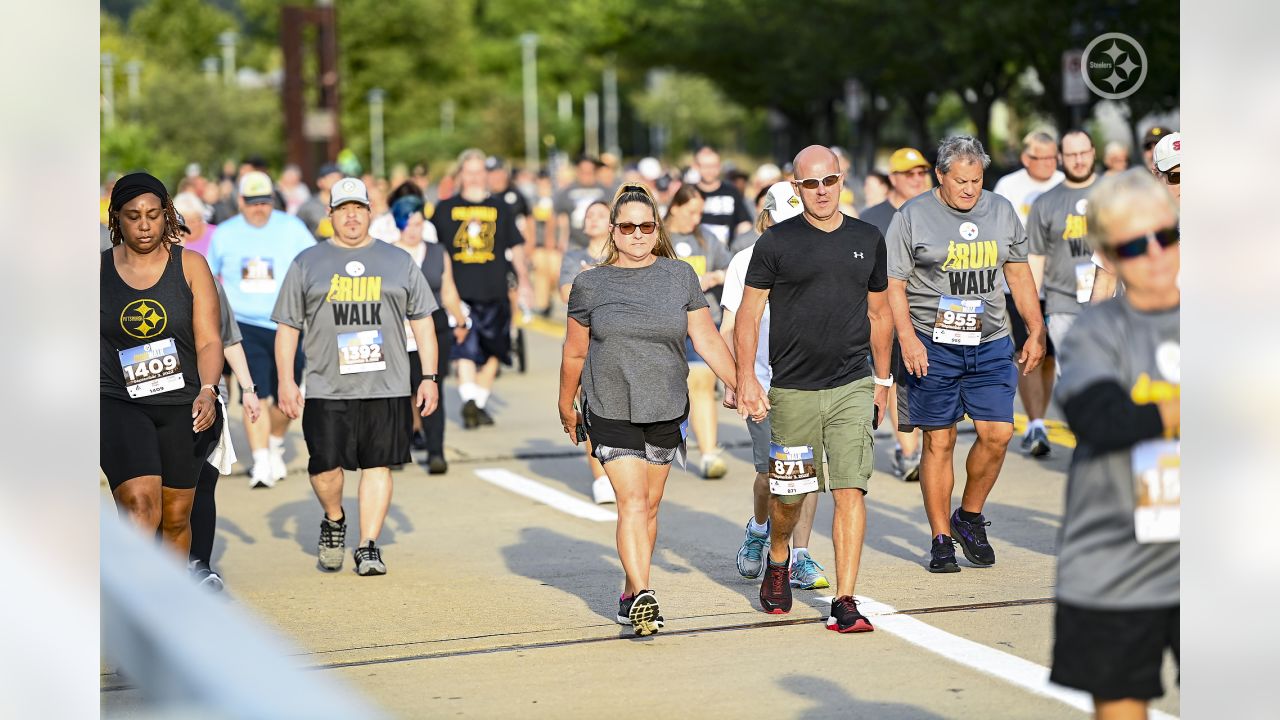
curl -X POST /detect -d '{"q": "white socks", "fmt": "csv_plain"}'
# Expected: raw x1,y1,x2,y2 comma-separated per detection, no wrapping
1026,418,1046,434
252,448,270,467
749,517,769,535
791,547,809,565
458,382,478,402
269,435,285,454
474,388,491,409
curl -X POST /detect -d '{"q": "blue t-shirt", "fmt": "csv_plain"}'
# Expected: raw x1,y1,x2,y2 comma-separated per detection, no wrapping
207,211,315,329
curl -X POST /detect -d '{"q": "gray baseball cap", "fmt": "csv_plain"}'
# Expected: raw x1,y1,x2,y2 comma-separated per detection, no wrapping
329,177,370,208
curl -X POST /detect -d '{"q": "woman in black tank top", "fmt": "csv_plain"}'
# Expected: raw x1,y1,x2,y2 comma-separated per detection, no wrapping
100,172,224,555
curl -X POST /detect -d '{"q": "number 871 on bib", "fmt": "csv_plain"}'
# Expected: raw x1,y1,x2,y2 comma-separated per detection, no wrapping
768,442,819,495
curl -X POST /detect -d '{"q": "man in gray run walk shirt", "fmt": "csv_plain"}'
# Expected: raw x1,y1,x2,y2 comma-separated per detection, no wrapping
271,177,439,577
1049,169,1179,713
885,136,1046,575
1028,130,1100,351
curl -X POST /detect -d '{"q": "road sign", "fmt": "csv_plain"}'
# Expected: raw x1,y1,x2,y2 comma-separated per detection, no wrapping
1063,49,1088,105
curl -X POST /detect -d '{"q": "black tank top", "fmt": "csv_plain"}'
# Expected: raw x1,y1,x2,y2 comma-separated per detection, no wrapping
101,245,200,405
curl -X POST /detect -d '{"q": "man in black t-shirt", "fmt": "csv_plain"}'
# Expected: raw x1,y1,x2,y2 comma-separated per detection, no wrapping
486,155,534,249
431,149,532,429
695,146,753,245
735,145,894,634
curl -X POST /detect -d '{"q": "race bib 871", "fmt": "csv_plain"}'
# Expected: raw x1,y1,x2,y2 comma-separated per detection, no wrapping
768,443,818,495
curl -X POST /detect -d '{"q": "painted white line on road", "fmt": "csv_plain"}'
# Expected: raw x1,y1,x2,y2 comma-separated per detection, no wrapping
810,596,1177,720
475,468,618,522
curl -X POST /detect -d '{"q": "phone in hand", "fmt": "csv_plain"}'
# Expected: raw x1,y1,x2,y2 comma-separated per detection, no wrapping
873,402,882,430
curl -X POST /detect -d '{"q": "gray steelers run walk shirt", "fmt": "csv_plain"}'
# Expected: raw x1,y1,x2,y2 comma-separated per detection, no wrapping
567,257,708,423
1054,298,1179,609
1027,182,1097,316
273,239,436,399
886,189,1027,344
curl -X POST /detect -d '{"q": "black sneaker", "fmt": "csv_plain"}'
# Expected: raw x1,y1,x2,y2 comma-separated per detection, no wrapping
188,559,225,592
513,328,527,374
1028,426,1051,458
616,595,665,629
317,513,346,571
353,541,387,576
411,430,428,451
462,400,481,429
902,450,921,483
826,595,874,633
950,509,995,566
759,558,792,614
628,590,661,636
476,405,495,426
426,455,449,474
928,534,960,573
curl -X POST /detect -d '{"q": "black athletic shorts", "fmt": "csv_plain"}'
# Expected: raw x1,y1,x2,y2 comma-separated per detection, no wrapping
453,300,512,366
584,401,688,466
100,396,222,491
1050,601,1179,701
239,322,304,402
891,335,915,434
301,397,413,474
1006,294,1054,357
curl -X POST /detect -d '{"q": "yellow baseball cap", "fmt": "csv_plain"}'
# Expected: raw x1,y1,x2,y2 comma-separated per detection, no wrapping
889,148,930,173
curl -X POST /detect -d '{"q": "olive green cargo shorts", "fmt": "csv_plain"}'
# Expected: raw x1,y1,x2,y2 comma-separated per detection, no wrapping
767,376,875,504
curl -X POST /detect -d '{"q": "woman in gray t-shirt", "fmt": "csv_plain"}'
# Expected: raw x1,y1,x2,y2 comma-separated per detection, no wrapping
558,185,738,636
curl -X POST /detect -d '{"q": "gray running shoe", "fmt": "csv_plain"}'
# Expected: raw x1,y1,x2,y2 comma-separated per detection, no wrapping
353,541,386,576
317,513,346,571
736,519,770,579
789,550,830,590
188,559,224,592
901,450,921,483
1028,426,1051,458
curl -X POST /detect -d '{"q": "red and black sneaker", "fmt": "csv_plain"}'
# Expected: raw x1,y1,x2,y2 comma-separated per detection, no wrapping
759,559,792,614
826,595,874,633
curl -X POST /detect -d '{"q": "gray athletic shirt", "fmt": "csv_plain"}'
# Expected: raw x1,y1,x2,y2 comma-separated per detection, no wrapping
1027,182,1096,316
1054,298,1179,609
567,257,708,423
272,239,436,399
886,190,1028,342
216,282,242,348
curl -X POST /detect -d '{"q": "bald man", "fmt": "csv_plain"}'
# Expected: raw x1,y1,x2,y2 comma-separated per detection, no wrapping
734,145,893,634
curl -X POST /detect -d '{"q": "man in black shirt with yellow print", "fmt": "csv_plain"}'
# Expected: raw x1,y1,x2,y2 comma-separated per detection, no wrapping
735,145,894,634
431,148,533,428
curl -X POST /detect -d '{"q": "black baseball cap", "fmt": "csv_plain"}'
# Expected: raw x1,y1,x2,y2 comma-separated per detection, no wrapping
1142,126,1173,150
316,162,342,180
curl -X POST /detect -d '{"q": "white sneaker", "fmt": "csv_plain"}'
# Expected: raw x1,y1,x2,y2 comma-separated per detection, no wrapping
269,445,288,481
592,476,616,504
250,462,275,489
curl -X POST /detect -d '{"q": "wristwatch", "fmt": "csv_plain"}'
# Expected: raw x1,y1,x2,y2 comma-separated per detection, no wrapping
243,384,258,395
421,374,439,382
873,374,894,387
200,383,220,398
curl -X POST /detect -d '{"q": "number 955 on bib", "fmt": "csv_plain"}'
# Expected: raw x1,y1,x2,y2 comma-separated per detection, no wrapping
768,443,818,495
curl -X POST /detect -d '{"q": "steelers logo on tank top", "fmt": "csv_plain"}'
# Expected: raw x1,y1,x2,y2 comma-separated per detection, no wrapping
120,298,168,339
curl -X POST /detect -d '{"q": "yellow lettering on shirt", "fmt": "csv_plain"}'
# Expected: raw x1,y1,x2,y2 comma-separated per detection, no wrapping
941,240,999,271
1130,373,1180,404
1062,215,1088,241
325,274,383,303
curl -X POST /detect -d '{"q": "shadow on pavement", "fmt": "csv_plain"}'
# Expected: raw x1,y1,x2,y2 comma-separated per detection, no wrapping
499,526,624,625
266,496,415,556
778,674,948,719
211,516,255,566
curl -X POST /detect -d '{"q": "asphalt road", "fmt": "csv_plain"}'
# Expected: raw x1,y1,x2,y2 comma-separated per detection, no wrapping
101,318,1180,719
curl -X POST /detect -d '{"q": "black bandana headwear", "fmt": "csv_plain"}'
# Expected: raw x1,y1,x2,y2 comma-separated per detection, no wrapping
110,172,170,212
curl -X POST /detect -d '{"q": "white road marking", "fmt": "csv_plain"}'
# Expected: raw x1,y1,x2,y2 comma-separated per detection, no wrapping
812,596,1178,720
475,468,617,522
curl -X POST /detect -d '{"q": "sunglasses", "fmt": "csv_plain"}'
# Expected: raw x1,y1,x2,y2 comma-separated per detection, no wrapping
614,221,657,235
793,173,843,190
1107,226,1179,260
1162,170,1180,186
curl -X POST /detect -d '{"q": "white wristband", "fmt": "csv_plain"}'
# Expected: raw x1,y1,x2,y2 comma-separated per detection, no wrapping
873,374,894,387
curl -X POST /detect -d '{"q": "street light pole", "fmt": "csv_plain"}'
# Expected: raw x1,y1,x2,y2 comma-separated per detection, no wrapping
202,57,218,83
441,99,455,134
520,33,539,171
101,53,115,131
584,92,599,159
368,88,386,180
219,31,237,86
125,60,142,103
603,63,620,157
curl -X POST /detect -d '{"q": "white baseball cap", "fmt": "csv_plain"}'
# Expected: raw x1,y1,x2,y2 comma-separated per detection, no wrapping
238,171,274,205
764,181,803,223
637,157,662,181
754,163,782,185
1153,132,1181,172
329,177,371,208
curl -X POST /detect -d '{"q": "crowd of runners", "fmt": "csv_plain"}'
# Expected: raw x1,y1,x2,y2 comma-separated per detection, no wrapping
101,126,1180,718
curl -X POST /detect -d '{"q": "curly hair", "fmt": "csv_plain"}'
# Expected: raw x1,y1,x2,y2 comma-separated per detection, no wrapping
108,197,182,249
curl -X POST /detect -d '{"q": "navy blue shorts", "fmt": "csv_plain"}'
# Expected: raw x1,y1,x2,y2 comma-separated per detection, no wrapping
239,322,303,402
900,331,1017,429
454,300,512,366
